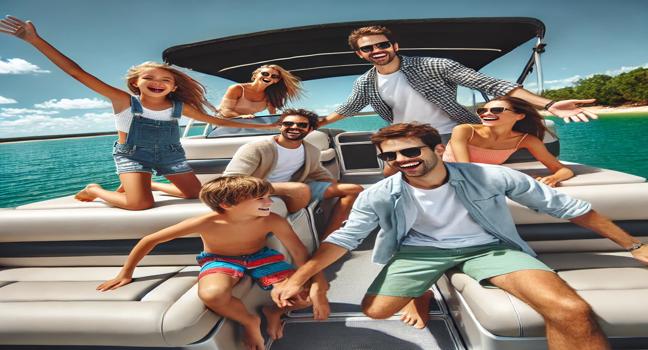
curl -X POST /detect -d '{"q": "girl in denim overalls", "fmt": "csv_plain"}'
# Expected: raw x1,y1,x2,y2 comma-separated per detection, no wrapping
1,16,275,210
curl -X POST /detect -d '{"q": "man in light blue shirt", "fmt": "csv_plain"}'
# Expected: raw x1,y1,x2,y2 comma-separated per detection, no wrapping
272,122,648,350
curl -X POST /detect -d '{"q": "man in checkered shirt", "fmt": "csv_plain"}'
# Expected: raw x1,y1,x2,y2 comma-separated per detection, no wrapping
319,25,598,142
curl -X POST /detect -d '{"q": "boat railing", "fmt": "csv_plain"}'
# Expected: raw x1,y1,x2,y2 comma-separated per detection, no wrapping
181,111,379,138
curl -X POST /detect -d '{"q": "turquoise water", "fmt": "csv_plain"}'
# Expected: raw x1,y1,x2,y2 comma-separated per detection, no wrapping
1,115,647,208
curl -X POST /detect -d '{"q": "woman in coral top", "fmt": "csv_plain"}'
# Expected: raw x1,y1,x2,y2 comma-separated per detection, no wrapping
444,96,574,187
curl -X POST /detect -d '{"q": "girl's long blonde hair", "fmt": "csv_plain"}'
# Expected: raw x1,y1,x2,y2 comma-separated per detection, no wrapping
251,64,303,109
125,62,217,114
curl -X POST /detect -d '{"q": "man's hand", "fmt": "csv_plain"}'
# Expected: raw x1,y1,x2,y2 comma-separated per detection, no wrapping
309,288,330,320
630,244,648,264
271,280,304,308
547,99,599,123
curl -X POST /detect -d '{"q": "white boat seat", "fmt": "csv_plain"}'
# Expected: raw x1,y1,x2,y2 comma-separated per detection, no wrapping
507,182,648,226
0,193,316,346
447,257,648,337
505,161,646,186
0,265,252,346
16,191,212,210
181,130,333,160
442,181,648,340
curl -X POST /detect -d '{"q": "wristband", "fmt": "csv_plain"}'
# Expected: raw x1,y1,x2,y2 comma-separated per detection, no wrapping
628,242,644,251
544,100,556,110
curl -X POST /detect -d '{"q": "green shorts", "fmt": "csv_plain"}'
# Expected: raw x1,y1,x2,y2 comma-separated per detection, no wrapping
367,243,553,298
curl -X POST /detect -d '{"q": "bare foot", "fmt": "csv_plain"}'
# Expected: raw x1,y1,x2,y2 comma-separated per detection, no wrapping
399,290,433,329
74,184,101,202
262,305,285,340
241,315,265,350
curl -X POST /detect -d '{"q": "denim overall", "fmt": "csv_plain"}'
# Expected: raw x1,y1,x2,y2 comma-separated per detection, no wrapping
112,96,192,176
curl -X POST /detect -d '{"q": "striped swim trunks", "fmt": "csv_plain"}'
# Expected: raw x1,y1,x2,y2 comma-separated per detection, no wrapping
196,247,295,290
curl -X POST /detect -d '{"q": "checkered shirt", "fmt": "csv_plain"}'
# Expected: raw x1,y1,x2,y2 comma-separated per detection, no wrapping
334,55,520,124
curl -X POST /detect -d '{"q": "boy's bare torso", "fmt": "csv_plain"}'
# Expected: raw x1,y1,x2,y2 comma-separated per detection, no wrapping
195,212,280,256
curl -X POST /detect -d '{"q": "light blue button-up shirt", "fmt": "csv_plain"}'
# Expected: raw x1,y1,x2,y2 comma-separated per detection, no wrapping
323,162,592,264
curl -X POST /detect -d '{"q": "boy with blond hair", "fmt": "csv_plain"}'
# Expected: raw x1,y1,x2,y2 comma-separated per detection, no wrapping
98,176,329,350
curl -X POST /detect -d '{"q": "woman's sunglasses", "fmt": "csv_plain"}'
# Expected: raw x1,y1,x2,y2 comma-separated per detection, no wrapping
476,107,514,115
358,41,393,53
260,71,281,79
377,146,427,161
281,121,309,128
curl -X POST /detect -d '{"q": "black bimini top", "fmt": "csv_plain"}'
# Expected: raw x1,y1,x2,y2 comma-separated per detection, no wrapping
163,17,545,82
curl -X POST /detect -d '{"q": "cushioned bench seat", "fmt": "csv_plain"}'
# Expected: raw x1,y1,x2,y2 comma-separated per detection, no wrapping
439,181,648,348
446,252,648,338
0,265,246,346
0,192,315,347
505,161,646,186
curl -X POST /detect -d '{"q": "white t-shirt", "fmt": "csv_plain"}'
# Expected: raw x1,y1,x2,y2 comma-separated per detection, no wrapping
266,142,305,182
377,70,457,134
114,106,175,133
401,182,498,248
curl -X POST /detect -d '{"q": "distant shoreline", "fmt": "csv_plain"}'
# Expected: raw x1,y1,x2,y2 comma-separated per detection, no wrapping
0,131,117,144
540,104,648,117
586,105,648,114
2,106,647,143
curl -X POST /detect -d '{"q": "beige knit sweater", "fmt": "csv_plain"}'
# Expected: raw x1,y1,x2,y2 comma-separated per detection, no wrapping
223,137,333,183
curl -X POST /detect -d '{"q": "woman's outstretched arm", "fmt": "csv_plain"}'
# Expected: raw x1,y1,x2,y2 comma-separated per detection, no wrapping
183,104,277,130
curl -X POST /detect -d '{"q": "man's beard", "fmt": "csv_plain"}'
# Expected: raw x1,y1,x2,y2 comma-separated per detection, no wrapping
393,156,437,177
282,129,308,140
367,50,397,66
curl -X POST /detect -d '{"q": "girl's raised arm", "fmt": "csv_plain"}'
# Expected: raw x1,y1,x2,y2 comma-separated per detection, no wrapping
0,16,130,110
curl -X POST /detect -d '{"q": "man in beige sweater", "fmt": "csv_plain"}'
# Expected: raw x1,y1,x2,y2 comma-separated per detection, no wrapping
224,108,363,238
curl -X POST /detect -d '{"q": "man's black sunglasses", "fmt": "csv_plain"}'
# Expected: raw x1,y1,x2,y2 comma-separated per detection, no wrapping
260,71,281,79
281,121,309,128
377,146,427,161
476,107,513,115
358,41,392,53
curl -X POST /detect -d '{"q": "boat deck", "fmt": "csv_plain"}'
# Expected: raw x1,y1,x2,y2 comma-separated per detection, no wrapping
271,232,465,350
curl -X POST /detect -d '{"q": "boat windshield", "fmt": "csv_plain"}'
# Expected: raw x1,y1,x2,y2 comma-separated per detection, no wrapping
207,116,279,138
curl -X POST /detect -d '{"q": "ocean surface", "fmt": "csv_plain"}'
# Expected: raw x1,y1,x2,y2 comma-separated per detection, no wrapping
1,114,647,208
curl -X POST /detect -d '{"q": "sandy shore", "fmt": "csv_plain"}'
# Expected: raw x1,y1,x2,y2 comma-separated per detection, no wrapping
539,105,648,117
585,105,648,114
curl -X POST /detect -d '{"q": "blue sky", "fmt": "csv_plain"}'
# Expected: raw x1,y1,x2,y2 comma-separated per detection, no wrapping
1,0,647,137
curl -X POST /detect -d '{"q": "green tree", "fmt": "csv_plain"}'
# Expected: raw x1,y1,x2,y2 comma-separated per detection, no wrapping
610,68,648,104
543,87,577,101
542,68,648,106
573,74,624,105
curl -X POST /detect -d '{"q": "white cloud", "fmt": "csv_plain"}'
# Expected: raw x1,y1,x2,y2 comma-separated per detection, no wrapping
0,96,18,104
0,112,114,137
81,112,114,121
312,103,342,116
603,63,648,76
34,98,111,110
0,108,59,117
0,57,50,74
